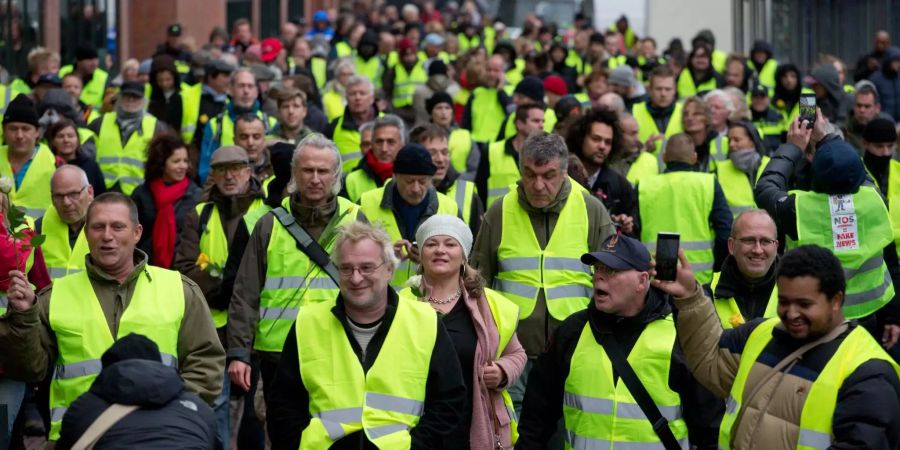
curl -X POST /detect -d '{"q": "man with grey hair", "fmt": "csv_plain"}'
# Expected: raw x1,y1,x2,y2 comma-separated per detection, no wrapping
472,131,616,415
266,220,466,449
36,165,94,280
225,133,367,416
343,114,405,202
328,75,378,172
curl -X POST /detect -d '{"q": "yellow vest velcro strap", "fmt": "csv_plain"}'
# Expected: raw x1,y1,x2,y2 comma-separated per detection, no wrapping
843,254,884,280
493,279,538,300
498,257,540,272
544,257,591,274
260,306,299,320
367,423,410,440
798,428,832,449
645,240,713,252
181,124,196,133
366,392,424,417
313,407,364,440
98,156,145,169
546,285,592,299
844,270,892,307
49,267,83,279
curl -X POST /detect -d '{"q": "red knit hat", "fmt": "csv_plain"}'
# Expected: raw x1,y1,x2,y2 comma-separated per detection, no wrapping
260,38,283,63
543,75,568,96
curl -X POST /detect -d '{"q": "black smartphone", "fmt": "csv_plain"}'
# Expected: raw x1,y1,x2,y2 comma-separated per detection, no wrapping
655,232,680,282
799,93,816,129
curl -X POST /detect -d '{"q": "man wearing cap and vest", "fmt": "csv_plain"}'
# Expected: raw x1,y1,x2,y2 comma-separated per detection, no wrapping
473,133,616,415
199,68,276,183
475,103,546,208
756,115,900,347
637,133,734,285
661,243,900,450
517,234,721,449
462,54,511,144
266,220,466,450
358,144,459,289
227,135,366,411
328,76,379,173
633,66,684,162
704,209,780,329
383,38,427,124
0,192,224,441
89,81,165,196
35,166,93,280
0,94,55,218
58,45,109,109
428,91,479,180
413,123,483,236
343,114,405,202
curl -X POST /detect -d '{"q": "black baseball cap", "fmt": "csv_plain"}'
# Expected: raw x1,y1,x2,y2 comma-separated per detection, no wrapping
581,234,652,271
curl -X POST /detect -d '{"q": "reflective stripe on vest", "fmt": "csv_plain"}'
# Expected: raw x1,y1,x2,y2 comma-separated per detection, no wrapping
97,113,157,195
494,188,591,321
256,196,360,352
486,140,520,208
359,185,459,289
391,61,427,108
470,87,506,143
789,186,894,319
196,199,267,328
297,297,436,449
48,267,184,440
715,157,769,216
639,171,716,284
632,101,684,156
447,179,475,225
709,271,778,328
719,318,900,449
0,143,55,218
41,205,89,280
564,317,689,449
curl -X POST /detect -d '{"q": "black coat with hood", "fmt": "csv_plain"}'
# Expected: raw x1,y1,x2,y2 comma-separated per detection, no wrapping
148,55,184,131
56,334,216,450
869,46,900,121
810,64,854,127
772,64,801,117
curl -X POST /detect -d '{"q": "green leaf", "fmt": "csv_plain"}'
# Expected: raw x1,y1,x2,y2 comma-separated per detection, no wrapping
6,204,26,228
29,234,46,247
11,230,26,240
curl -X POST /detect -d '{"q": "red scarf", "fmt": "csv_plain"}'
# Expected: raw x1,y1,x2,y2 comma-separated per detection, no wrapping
149,177,189,268
364,150,394,183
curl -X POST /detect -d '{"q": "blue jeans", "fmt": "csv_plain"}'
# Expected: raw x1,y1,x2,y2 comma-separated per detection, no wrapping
0,377,25,448
213,370,230,450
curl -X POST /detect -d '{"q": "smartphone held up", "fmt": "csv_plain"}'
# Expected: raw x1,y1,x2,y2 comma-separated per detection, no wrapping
654,232,680,282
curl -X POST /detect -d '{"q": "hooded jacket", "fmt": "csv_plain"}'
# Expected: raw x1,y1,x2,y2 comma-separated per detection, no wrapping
772,64,801,113
39,88,82,124
869,47,900,120
148,55,184,131
810,64,854,126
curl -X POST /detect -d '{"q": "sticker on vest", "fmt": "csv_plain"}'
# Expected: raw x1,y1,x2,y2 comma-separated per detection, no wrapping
829,194,858,251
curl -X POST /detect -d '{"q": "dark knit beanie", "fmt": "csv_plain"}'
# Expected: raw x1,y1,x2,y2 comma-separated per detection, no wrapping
514,76,545,103
428,60,448,77
863,118,898,144
426,92,453,115
811,140,866,195
3,94,39,127
393,144,437,175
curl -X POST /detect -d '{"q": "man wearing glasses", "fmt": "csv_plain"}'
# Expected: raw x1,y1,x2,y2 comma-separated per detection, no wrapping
36,165,94,280
703,209,780,329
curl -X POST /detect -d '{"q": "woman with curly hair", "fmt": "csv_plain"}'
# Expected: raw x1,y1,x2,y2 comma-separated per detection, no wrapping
130,133,201,267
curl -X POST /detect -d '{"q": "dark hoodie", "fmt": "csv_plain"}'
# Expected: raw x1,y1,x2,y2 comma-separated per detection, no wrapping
148,54,183,130
515,287,722,449
869,46,900,120
56,334,215,450
39,88,82,125
810,64,853,125
772,63,801,114
357,30,379,60
687,46,723,90
748,40,774,74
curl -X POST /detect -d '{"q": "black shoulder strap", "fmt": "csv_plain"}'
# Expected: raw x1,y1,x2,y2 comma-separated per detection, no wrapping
271,207,341,285
597,332,683,450
198,203,215,236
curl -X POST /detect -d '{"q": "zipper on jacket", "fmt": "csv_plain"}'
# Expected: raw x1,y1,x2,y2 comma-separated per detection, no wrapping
543,211,550,350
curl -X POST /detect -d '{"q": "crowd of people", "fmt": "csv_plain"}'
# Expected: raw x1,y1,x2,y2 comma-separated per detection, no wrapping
1,1,900,449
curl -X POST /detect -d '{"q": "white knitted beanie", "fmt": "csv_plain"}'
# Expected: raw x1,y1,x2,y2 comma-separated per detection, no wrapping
415,214,473,260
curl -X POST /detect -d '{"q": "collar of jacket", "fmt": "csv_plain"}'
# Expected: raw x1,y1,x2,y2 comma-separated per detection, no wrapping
289,192,338,229
380,180,440,215
516,176,573,215
714,254,779,300
332,287,400,323
341,105,378,131
664,161,697,173
85,249,150,285
587,286,672,336
435,166,460,193
225,98,260,120
209,178,265,219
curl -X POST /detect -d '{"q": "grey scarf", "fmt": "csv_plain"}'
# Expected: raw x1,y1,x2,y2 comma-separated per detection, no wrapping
116,105,144,142
729,149,762,175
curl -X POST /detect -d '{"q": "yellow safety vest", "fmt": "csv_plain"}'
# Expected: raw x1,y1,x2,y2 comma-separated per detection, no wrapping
296,296,436,449
677,69,719,99
48,266,184,439
448,128,474,174
60,66,109,108
392,61,427,108
789,187,894,319
355,56,384,89
625,151,660,186
564,316,688,449
719,318,900,450
458,33,482,53
209,110,275,148
707,135,730,171
194,198,267,328
632,101,684,161
41,206,89,280
639,171,716,283
712,50,728,74
344,169,380,203
359,185,459,288
714,156,770,216
311,57,328,90
256,196,360,352
9,78,30,95
323,90,346,122
498,108,558,141
749,59,778,91
494,188,591,320
0,143,55,218
180,83,202,143
332,112,384,173
335,41,353,58
96,113,157,195
446,179,477,226
887,159,900,260
709,271,778,329
469,87,507,143
486,140,520,208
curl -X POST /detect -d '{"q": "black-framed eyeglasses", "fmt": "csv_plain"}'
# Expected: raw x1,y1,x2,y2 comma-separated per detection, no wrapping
338,261,387,277
51,185,87,202
736,237,777,248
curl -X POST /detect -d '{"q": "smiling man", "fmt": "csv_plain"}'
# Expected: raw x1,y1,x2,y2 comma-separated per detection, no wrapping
661,244,900,450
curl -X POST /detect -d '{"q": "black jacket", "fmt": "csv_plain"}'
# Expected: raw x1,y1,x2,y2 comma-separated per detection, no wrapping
131,180,203,267
435,166,485,237
56,359,216,450
67,149,107,196
589,165,638,237
515,288,722,449
267,289,467,450
703,255,779,321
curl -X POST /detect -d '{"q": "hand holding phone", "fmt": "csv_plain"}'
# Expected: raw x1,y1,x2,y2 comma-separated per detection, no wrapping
799,93,816,129
654,232,680,282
